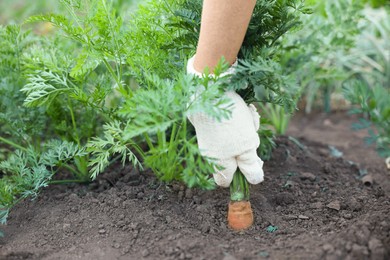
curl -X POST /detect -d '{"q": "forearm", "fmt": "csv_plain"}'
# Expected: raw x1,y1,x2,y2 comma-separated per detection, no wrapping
194,0,256,72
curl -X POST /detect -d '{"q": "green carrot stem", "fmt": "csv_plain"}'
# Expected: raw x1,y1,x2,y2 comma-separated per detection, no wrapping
143,133,154,150
49,179,90,185
230,170,250,201
67,99,81,147
0,136,27,152
59,163,81,177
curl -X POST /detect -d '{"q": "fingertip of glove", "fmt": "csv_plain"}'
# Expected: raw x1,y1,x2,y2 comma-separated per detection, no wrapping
237,156,264,185
245,170,264,185
214,177,231,188
213,159,237,187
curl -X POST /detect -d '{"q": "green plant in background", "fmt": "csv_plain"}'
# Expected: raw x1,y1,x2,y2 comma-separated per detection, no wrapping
258,117,276,161
0,1,61,24
313,3,388,162
0,25,94,223
362,0,388,8
342,5,389,158
343,81,389,158
280,0,364,113
282,0,389,159
259,103,292,135
342,6,389,88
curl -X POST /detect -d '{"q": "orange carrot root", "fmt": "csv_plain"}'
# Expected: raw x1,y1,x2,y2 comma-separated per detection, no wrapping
227,201,253,231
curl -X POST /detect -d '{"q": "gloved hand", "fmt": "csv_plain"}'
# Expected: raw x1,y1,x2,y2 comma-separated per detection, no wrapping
187,56,264,187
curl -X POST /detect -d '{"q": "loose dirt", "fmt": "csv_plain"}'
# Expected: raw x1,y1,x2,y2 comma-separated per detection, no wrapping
1,112,389,260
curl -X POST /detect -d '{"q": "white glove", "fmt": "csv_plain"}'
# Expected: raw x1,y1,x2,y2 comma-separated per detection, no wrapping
187,56,264,187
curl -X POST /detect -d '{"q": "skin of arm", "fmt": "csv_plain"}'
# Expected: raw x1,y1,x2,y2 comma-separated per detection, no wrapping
193,0,256,72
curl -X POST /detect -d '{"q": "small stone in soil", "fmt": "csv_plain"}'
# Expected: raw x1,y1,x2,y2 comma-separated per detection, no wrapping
284,180,296,189
326,200,341,211
284,215,298,220
343,213,353,219
300,172,316,181
298,215,309,220
323,119,333,126
310,202,323,209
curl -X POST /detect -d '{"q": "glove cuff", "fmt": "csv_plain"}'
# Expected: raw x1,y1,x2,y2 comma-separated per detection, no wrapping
187,55,238,78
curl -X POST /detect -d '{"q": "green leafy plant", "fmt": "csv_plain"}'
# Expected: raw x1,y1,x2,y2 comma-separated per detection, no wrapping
279,0,389,159
88,67,234,190
280,0,364,113
342,5,389,158
259,103,292,135
90,0,307,187
343,81,390,158
1,0,309,230
258,117,277,161
0,0,132,225
0,140,86,224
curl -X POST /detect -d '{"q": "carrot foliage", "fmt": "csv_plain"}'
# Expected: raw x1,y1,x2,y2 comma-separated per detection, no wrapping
0,0,306,226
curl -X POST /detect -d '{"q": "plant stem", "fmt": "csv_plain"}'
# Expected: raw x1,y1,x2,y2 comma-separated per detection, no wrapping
49,179,90,185
169,122,178,150
59,163,81,177
230,170,250,201
103,58,126,95
0,136,28,152
67,99,81,147
143,133,154,150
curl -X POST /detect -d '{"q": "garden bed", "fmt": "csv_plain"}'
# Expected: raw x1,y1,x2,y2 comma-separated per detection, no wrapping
0,111,389,260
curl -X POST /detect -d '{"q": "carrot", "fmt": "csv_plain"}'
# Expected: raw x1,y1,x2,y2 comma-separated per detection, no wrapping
228,200,253,230
228,170,253,230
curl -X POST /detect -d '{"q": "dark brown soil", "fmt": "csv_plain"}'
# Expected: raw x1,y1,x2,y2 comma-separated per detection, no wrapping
1,112,389,260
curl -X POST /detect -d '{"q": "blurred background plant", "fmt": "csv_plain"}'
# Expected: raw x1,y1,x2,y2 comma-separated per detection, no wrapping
277,0,389,157
279,0,364,114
